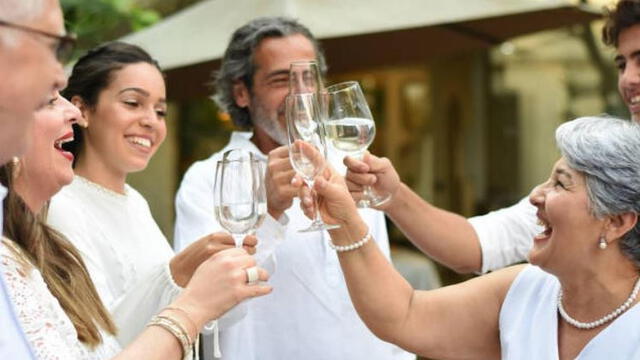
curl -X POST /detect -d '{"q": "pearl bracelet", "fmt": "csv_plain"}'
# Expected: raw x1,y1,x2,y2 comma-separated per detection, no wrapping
329,229,371,252
148,314,193,360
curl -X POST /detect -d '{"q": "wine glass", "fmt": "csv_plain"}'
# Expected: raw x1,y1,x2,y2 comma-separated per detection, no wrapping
289,60,323,95
285,93,339,233
214,149,267,247
324,81,391,208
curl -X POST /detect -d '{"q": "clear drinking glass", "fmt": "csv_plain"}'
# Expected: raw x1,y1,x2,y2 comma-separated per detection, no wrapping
289,60,323,95
285,93,339,233
214,149,267,247
324,81,391,208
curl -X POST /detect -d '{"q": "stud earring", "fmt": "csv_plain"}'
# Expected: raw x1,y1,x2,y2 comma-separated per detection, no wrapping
599,236,608,250
78,118,88,128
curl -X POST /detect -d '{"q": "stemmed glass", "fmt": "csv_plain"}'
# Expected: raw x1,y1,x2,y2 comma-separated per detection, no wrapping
289,60,323,95
285,92,339,233
214,149,267,247
324,81,391,208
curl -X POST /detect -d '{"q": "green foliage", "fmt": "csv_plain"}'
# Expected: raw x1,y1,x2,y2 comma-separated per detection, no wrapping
61,0,160,55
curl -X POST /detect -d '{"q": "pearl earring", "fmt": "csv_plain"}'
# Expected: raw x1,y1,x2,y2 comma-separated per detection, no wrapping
599,236,608,250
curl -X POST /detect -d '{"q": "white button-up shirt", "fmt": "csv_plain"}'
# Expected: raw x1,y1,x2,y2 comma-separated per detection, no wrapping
174,132,414,360
469,196,541,273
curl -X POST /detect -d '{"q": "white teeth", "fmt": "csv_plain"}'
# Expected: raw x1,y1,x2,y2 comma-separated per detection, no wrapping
128,136,151,148
54,137,73,149
631,95,640,105
537,219,544,226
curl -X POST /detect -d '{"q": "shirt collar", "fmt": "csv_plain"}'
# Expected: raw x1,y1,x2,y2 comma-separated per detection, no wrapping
228,131,268,161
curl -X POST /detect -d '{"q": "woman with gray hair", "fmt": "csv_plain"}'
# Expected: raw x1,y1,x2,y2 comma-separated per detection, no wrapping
305,115,640,359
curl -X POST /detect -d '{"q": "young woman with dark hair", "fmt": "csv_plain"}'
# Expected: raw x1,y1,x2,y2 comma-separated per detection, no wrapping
48,41,260,348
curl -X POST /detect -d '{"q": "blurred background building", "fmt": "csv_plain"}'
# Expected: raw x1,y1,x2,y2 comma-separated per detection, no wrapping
63,0,618,286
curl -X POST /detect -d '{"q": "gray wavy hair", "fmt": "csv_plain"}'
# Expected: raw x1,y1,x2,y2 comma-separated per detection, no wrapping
556,116,640,267
212,16,327,128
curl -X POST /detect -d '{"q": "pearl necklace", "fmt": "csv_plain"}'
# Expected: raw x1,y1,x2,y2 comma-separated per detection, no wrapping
557,276,640,330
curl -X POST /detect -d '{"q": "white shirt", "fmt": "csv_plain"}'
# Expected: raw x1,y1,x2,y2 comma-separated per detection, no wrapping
469,196,541,273
500,265,640,359
175,132,414,360
0,185,36,360
48,176,182,346
0,239,121,359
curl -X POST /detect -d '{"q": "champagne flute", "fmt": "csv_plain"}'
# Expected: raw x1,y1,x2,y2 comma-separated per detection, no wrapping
324,81,390,208
289,60,323,95
214,149,267,247
285,93,339,233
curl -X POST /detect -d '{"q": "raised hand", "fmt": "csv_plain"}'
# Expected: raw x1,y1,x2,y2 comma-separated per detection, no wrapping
298,165,359,227
344,152,400,210
171,247,271,329
170,232,258,287
265,146,302,219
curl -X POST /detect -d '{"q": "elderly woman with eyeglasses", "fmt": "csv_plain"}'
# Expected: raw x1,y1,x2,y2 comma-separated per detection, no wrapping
305,116,640,359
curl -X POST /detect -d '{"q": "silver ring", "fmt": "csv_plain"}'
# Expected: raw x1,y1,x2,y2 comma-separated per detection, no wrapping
245,266,259,285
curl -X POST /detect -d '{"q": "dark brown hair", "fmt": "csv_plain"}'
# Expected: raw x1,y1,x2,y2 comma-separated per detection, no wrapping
61,41,162,162
0,161,117,347
602,0,640,47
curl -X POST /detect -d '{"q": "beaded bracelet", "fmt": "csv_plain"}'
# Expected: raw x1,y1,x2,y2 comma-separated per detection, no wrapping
148,314,193,360
329,229,371,252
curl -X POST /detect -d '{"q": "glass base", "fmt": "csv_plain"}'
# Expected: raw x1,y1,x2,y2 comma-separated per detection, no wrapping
299,220,340,233
357,192,392,209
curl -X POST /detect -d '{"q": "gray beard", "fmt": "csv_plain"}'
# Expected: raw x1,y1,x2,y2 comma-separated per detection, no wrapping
252,115,287,145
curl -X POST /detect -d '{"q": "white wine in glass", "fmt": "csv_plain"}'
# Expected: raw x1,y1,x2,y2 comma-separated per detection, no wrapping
214,149,267,247
325,81,390,208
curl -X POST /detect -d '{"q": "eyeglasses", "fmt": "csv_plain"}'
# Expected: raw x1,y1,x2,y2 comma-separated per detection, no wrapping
0,19,76,64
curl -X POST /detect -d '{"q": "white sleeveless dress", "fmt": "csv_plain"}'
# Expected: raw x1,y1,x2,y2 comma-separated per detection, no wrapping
500,265,640,359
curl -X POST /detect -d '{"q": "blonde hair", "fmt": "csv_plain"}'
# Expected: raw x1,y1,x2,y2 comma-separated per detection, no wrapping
0,160,117,347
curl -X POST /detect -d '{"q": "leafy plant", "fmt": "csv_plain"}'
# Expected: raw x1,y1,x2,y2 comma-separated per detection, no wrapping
61,0,160,56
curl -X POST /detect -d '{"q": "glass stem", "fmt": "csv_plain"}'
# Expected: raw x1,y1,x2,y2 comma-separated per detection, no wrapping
311,189,322,224
232,234,244,248
308,181,322,224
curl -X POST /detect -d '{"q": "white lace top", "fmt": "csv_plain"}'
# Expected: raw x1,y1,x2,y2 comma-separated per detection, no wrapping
0,239,120,359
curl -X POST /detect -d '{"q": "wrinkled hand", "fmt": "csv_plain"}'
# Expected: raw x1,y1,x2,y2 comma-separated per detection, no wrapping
344,152,400,209
172,247,271,329
170,232,258,287
266,146,302,219
298,166,359,226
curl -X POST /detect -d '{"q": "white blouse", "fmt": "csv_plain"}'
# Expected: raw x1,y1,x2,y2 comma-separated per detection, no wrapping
48,176,182,346
0,238,120,359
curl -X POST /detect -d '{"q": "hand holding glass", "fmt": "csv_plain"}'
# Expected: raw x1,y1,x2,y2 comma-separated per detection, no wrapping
324,81,391,208
286,93,339,232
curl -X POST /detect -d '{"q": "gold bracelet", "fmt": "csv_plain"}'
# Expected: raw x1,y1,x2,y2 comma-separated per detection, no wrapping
164,306,198,340
148,315,193,360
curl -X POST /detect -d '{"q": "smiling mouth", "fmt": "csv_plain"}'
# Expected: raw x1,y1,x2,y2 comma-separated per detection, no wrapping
54,135,75,161
126,136,152,148
630,95,640,106
535,217,553,240
54,137,73,150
